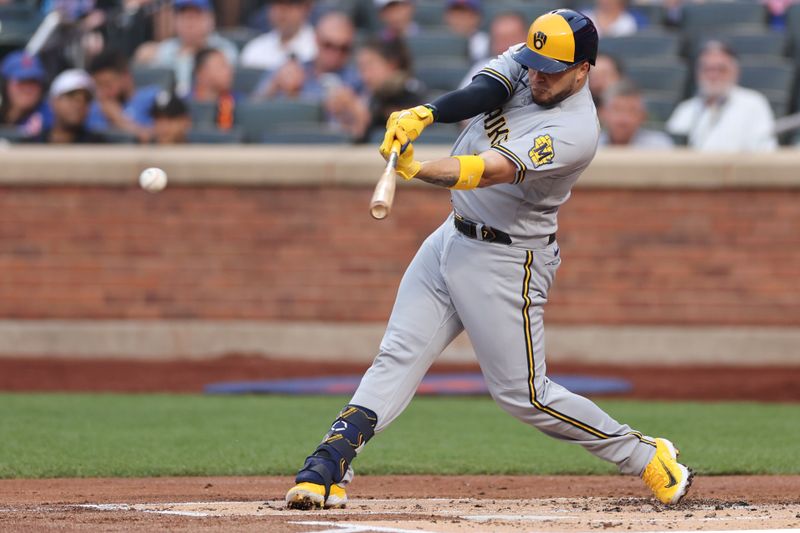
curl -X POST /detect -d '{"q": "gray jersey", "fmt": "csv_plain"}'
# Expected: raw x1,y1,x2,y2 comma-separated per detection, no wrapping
450,45,600,246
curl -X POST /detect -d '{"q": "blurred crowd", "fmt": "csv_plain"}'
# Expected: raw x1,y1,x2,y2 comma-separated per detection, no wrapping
0,0,799,148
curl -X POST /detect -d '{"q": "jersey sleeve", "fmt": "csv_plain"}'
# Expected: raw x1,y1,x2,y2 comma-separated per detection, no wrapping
490,126,597,184
473,44,526,99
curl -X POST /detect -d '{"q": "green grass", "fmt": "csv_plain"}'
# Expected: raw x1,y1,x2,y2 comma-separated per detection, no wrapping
0,394,798,478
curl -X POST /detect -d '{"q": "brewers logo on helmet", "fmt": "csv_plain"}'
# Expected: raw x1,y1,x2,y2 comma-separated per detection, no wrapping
512,9,598,73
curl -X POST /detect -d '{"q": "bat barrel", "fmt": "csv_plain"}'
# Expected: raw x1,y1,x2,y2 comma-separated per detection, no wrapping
369,151,398,220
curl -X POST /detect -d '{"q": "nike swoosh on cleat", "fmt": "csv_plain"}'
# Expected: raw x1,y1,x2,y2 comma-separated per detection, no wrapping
659,458,678,488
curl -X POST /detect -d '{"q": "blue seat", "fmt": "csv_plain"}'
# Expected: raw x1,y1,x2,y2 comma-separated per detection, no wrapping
416,63,471,92
187,128,244,144
599,32,680,61
643,95,678,124
681,2,768,33
484,1,553,28
625,60,689,101
261,126,350,144
189,101,218,130
131,66,175,89
687,30,788,60
234,67,268,96
739,59,796,117
408,32,469,62
234,100,322,142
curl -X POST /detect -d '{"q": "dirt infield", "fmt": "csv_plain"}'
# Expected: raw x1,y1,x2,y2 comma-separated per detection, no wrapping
1,475,798,532
2,357,798,531
1,355,799,401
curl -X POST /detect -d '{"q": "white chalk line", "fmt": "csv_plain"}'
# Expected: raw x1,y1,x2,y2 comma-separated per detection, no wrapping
66,500,800,533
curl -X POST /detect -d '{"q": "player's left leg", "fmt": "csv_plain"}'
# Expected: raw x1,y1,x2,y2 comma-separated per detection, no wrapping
286,220,464,510
445,236,693,505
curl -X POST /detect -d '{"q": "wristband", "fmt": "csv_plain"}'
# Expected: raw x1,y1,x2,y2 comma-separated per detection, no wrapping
423,103,439,122
451,155,484,190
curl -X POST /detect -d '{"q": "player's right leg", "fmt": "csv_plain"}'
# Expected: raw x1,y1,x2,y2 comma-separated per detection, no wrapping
286,220,464,509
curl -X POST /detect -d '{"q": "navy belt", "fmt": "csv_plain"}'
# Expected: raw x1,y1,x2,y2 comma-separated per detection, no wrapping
453,214,555,246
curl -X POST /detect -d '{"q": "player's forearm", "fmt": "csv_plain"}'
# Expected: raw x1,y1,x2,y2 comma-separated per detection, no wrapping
414,158,460,188
414,152,514,189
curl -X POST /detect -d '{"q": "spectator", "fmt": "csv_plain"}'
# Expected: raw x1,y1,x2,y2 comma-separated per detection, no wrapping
589,53,624,107
0,51,50,137
584,0,638,38
26,69,107,143
325,38,423,142
598,79,673,149
459,11,527,88
240,0,316,70
190,47,239,131
763,0,800,29
136,0,238,97
375,0,419,41
251,11,361,101
86,50,160,141
444,0,489,62
666,41,777,152
150,90,192,144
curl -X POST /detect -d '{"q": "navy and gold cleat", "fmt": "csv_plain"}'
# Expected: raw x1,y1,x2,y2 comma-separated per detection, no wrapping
286,482,347,510
641,438,694,505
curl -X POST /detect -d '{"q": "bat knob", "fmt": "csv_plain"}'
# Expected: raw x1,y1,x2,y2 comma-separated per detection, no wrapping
370,204,389,220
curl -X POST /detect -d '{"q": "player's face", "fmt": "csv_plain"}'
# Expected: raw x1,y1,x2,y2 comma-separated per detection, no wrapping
528,62,590,107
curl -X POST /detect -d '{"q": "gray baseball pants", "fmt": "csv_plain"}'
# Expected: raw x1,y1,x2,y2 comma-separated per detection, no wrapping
350,214,656,476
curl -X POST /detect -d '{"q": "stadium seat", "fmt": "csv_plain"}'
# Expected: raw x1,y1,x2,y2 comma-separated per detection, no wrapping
686,30,788,60
415,122,462,145
483,1,553,28
739,59,796,117
681,2,768,33
628,3,665,28
0,127,25,143
131,66,174,89
416,63,471,92
0,15,41,53
261,126,350,144
103,130,139,144
189,101,218,130
234,100,322,142
234,67,268,96
625,60,689,101
218,26,260,51
414,1,446,28
599,32,680,61
186,128,244,144
643,95,678,124
408,32,469,62
789,5,800,65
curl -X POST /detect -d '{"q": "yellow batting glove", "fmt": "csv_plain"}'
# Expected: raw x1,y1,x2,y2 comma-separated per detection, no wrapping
395,141,422,181
379,105,435,157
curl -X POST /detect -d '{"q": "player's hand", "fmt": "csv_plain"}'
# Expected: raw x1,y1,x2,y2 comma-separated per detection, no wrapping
386,140,421,181
379,105,434,157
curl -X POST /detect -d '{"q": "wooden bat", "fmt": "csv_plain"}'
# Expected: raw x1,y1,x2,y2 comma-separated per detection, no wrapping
369,143,400,220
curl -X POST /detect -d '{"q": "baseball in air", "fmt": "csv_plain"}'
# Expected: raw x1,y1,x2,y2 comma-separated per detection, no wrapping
139,167,168,192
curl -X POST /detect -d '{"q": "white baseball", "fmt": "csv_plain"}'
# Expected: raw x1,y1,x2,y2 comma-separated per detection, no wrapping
139,167,168,192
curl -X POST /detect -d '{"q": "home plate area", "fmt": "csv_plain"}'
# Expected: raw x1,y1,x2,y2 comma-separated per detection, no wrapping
77,497,800,532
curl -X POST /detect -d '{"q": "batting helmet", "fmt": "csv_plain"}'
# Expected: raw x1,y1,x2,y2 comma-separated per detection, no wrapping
512,9,598,74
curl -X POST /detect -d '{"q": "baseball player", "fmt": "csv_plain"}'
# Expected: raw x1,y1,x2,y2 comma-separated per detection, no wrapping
286,9,693,510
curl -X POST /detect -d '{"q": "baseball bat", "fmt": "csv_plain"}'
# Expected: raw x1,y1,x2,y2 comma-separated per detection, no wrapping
369,143,400,220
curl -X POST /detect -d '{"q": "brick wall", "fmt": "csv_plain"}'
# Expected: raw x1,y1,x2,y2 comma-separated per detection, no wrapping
0,185,797,325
